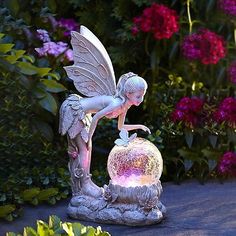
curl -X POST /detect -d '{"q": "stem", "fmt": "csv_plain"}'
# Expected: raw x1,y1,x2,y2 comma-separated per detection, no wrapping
234,28,236,45
187,0,193,34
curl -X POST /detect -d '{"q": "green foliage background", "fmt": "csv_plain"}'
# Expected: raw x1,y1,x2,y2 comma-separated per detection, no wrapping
0,0,235,220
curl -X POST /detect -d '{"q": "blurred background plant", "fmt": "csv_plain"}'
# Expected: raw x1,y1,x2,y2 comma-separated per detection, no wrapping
0,0,235,220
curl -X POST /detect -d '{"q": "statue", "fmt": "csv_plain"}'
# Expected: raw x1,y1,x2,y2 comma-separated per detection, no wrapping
59,25,150,197
59,25,166,225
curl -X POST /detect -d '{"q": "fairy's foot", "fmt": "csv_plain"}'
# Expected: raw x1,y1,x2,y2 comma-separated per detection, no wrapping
81,178,103,198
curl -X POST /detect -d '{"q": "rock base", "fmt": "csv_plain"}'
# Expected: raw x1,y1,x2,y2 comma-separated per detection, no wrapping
67,180,166,226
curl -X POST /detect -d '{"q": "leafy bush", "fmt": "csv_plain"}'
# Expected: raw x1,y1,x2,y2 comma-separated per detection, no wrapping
6,215,111,236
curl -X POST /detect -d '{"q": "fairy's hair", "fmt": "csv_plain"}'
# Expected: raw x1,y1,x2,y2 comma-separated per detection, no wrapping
116,72,148,103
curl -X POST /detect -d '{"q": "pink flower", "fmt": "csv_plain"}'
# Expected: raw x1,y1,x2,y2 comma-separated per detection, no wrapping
218,151,236,176
64,49,73,61
218,0,236,16
132,3,179,40
182,29,226,64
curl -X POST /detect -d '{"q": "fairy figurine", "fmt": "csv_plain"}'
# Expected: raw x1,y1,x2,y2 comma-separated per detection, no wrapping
59,25,150,198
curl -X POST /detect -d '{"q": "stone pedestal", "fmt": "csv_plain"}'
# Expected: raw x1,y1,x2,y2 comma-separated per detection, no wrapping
68,180,166,226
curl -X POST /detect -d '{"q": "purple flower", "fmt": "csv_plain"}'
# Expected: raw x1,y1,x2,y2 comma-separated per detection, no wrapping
57,18,79,37
218,0,236,16
218,151,236,176
182,33,202,60
227,60,236,83
35,41,68,57
36,29,51,42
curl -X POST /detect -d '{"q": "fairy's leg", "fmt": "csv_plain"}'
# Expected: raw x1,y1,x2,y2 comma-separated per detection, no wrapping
67,136,82,196
74,134,103,197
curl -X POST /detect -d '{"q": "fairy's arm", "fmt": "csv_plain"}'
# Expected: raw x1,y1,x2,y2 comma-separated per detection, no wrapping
88,103,120,141
118,111,151,134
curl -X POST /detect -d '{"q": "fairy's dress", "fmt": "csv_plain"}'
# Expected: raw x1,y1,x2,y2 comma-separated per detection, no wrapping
59,94,91,143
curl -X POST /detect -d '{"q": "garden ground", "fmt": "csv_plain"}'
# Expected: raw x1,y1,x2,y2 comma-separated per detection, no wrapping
1,179,236,236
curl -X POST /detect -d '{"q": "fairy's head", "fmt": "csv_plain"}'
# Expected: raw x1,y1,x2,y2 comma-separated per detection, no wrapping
116,72,148,106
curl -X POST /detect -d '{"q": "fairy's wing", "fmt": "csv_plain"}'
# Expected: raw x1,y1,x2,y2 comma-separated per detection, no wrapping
64,25,116,97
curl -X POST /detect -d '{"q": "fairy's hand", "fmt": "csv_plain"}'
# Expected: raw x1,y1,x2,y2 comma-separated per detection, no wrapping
139,125,151,134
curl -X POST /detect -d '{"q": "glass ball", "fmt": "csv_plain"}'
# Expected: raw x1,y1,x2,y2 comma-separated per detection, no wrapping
107,138,163,187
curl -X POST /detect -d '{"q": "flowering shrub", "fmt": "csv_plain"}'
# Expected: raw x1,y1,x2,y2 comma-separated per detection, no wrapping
182,29,226,64
218,151,236,176
131,3,179,39
35,28,73,62
213,97,236,128
171,97,204,128
227,60,236,83
57,18,79,37
218,0,236,16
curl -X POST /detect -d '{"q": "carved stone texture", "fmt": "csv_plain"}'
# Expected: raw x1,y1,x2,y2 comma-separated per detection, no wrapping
68,181,166,226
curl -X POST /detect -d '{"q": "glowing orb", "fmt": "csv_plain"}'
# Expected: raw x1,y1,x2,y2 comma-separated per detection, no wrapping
107,138,163,187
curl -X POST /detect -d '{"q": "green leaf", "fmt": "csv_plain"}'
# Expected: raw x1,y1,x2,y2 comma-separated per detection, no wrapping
0,205,16,218
17,61,38,75
208,159,217,172
62,223,74,236
6,0,20,16
6,233,18,236
48,0,57,12
184,159,193,172
0,33,5,39
185,130,193,148
0,193,6,202
72,223,83,235
21,188,40,202
36,67,51,77
49,215,61,230
0,43,14,53
33,87,47,99
31,198,39,206
41,79,67,93
4,49,25,63
206,0,215,13
33,120,54,141
48,197,56,205
227,128,236,143
169,41,179,61
23,227,38,236
26,177,32,185
208,135,218,148
47,72,60,80
37,220,50,235
22,55,35,63
37,188,58,201
39,92,57,115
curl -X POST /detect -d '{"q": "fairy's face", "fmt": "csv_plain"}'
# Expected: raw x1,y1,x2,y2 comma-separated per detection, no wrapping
126,89,146,106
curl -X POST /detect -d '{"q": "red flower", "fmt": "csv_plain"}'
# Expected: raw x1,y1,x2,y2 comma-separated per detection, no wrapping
171,97,204,128
213,97,236,127
218,152,236,177
132,3,179,40
182,29,226,65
